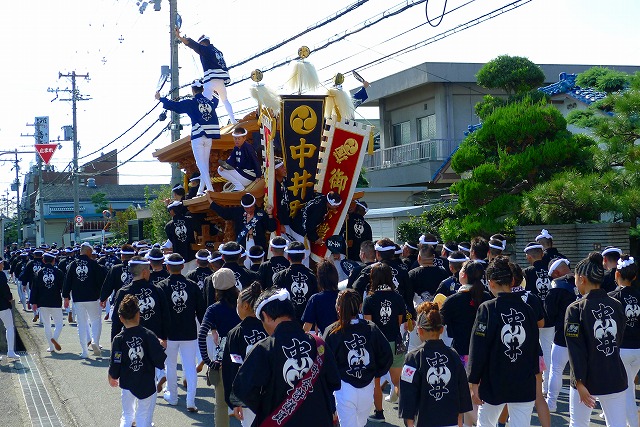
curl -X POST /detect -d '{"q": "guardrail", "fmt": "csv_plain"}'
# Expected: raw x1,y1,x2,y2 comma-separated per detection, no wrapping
363,139,461,171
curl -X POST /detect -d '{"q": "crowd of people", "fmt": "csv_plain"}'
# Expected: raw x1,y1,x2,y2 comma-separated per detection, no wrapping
0,225,638,427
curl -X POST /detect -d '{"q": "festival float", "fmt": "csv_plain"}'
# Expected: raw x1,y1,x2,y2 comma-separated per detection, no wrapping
153,46,373,262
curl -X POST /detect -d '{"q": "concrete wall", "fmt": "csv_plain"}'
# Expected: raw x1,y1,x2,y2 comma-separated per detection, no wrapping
366,160,446,187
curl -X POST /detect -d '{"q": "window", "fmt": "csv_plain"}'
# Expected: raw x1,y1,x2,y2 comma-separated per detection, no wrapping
392,121,411,145
417,115,436,140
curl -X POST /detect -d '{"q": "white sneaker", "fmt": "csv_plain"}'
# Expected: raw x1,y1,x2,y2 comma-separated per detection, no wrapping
6,352,19,359
79,352,89,359
385,386,398,403
163,391,178,406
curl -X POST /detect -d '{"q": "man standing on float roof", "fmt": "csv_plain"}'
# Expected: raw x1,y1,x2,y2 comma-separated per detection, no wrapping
174,27,237,124
156,80,219,195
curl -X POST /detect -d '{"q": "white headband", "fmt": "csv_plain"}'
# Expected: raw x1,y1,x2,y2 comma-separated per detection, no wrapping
602,247,622,257
241,195,256,208
618,257,635,270
220,247,243,256
195,251,211,261
167,200,182,209
419,235,438,246
129,260,151,265
458,245,470,253
120,250,136,255
270,239,288,249
164,257,185,266
327,196,342,207
404,242,418,251
523,244,544,253
189,175,201,182
274,160,284,169
191,80,203,88
548,258,569,276
285,247,306,255
448,255,469,263
208,255,223,263
232,129,248,137
255,289,290,319
43,252,56,259
394,248,402,255
443,244,456,253
374,243,395,252
536,229,553,241
247,251,265,259
355,200,368,212
172,184,184,191
197,35,210,42
146,253,165,261
490,242,505,250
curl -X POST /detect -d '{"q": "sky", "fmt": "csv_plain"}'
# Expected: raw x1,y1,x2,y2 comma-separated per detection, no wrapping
0,0,638,204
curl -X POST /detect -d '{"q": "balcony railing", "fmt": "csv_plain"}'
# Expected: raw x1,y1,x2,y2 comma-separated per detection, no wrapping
363,139,461,171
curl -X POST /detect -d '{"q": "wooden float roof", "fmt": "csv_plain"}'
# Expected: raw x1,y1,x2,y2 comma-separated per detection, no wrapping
152,114,260,165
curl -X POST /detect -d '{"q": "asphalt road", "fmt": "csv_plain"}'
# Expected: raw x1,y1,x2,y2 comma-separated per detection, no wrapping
2,277,631,426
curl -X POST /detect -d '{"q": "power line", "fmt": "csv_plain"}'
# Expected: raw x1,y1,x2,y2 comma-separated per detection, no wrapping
227,0,370,70
355,0,533,74
228,0,429,87
91,125,169,177
78,102,161,159
217,0,529,121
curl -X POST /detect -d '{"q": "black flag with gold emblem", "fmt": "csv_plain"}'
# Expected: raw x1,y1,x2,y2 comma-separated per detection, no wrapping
279,95,326,222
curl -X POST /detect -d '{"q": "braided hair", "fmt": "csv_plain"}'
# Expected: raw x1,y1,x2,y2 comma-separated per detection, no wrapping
575,251,605,285
239,281,263,309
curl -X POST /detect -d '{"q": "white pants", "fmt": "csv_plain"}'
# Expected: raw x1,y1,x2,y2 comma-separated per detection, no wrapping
477,400,534,427
334,380,374,427
191,136,214,193
16,280,27,310
120,388,156,427
203,79,236,123
539,326,554,394
0,308,15,355
620,348,640,427
39,307,63,349
546,343,570,410
165,340,198,407
217,167,253,192
75,300,102,352
569,388,626,427
241,408,256,427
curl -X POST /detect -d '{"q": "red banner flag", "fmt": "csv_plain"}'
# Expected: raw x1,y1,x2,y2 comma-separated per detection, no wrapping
310,118,373,261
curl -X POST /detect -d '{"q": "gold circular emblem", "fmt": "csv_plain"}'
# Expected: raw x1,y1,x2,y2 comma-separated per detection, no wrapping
298,45,311,59
290,105,318,135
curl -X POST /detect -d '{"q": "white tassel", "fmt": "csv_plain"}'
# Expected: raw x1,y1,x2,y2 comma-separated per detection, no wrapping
325,87,354,121
287,60,319,94
250,84,281,116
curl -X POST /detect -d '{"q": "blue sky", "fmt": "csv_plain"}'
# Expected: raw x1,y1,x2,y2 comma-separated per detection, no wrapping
0,0,638,189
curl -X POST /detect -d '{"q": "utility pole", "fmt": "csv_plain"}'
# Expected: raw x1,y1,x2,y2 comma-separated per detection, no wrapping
20,117,49,245
169,0,182,184
14,150,21,244
50,72,90,244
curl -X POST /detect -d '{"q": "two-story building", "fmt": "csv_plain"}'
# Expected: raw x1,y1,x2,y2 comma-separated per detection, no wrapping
357,62,640,189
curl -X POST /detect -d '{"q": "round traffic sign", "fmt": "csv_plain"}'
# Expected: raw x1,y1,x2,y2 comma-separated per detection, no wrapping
75,215,84,225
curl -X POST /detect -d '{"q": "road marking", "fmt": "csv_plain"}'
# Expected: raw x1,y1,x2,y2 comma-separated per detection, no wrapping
11,352,64,427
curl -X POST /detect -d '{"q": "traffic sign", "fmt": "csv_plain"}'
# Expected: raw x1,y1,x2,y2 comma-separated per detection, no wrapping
75,215,84,227
35,144,58,165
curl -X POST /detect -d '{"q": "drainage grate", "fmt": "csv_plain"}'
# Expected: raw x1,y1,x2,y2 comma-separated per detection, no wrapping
12,352,64,427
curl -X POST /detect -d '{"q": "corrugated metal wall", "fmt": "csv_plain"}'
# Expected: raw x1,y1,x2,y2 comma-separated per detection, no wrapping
514,223,630,266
